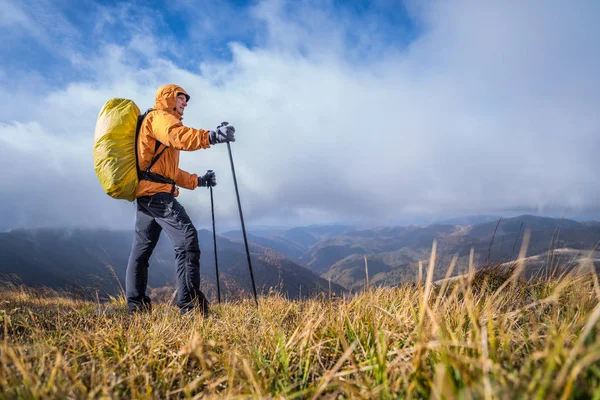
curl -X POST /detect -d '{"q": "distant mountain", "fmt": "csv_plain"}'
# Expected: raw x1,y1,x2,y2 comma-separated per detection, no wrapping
506,248,600,279
322,254,394,290
436,249,600,285
4,216,597,300
0,229,162,294
221,227,289,239
298,215,600,290
300,225,457,274
303,245,366,275
281,225,357,249
0,228,345,301
224,225,358,261
437,215,502,225
196,230,346,299
221,231,305,262
463,215,583,241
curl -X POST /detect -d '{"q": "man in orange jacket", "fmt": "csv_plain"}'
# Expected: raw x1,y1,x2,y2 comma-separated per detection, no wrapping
126,84,235,314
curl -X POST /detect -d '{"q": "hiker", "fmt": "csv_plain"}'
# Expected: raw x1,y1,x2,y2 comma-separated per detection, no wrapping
125,84,236,314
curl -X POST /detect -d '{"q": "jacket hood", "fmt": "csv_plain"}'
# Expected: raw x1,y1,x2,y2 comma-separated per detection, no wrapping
153,84,190,119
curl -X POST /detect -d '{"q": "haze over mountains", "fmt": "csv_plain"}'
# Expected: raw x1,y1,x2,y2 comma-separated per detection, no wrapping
0,228,345,301
1,215,599,299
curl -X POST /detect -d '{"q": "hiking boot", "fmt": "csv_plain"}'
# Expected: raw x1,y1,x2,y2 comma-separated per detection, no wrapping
179,301,210,317
128,302,152,315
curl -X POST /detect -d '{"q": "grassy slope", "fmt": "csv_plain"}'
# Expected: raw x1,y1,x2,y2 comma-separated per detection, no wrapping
2,259,600,399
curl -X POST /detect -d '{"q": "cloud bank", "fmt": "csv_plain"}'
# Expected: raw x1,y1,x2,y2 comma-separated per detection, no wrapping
1,0,599,231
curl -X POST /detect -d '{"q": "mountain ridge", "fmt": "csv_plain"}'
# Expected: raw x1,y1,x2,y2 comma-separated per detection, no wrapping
0,228,345,301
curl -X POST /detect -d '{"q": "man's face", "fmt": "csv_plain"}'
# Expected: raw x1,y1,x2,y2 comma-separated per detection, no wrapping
175,94,187,116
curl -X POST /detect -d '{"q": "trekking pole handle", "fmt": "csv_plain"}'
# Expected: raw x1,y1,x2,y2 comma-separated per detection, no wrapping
205,169,213,189
207,169,213,173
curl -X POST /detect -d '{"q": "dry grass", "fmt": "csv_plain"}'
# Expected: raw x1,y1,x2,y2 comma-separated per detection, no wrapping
2,245,600,399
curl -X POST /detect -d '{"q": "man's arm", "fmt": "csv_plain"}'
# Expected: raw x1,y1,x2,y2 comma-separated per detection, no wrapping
175,168,199,190
150,112,211,151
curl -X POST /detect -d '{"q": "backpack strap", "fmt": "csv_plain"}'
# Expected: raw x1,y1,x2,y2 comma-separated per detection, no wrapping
145,140,168,173
135,108,176,194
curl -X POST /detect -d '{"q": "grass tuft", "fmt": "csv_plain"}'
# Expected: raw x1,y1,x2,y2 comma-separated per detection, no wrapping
1,263,600,398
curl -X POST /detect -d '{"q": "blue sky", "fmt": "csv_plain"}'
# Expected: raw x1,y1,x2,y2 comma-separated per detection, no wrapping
1,0,599,231
0,0,418,93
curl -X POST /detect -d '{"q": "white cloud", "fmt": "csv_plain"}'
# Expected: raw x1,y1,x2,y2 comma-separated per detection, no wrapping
1,0,599,231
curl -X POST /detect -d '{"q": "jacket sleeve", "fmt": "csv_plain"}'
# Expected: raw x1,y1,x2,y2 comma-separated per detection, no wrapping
175,168,199,190
150,111,212,151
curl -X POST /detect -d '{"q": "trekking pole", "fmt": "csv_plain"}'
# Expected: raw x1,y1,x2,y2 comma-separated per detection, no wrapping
221,124,258,308
207,171,222,304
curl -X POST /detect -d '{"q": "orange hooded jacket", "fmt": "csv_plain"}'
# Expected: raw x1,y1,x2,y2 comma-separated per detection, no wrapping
135,84,212,198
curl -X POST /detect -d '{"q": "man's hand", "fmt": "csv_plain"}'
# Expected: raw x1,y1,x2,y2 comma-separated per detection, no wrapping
198,170,217,187
209,122,236,144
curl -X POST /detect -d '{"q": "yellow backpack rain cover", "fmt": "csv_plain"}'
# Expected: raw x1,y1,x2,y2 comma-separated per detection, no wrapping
93,98,141,201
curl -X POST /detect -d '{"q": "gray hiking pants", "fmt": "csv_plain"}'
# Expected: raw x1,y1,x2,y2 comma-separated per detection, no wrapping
125,192,209,313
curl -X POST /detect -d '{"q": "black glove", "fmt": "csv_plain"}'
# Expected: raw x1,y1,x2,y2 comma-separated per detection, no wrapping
198,170,216,187
209,122,235,144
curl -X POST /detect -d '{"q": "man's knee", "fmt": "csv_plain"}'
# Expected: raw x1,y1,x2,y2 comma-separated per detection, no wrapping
187,227,200,251
174,225,199,253
129,240,155,265
130,226,160,262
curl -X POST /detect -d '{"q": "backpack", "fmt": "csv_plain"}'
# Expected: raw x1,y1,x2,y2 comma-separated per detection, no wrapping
93,98,173,201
